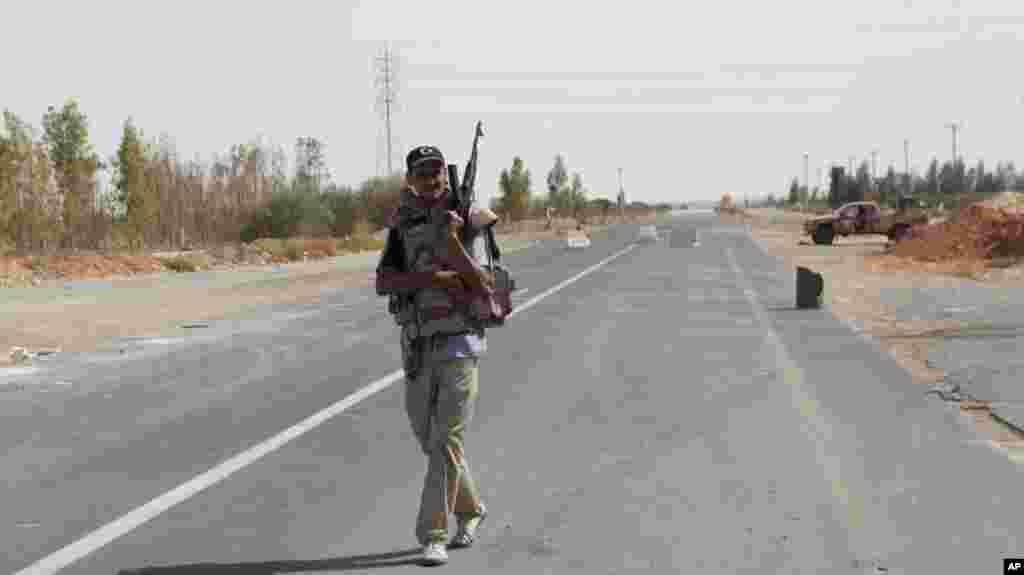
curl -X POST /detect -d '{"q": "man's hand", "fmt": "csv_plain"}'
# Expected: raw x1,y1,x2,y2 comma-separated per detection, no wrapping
432,270,467,292
473,269,496,291
443,210,495,293
444,210,464,239
458,268,495,294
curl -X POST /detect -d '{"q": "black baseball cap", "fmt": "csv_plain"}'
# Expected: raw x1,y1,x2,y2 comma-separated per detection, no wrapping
406,145,445,172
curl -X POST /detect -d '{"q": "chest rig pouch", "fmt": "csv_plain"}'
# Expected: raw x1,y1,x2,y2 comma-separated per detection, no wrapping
389,192,516,336
473,224,514,326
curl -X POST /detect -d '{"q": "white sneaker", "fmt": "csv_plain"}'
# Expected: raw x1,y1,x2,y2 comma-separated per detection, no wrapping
421,541,448,566
450,506,488,549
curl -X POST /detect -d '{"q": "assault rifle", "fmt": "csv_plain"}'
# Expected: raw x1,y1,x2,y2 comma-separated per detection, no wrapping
444,121,514,325
447,121,486,248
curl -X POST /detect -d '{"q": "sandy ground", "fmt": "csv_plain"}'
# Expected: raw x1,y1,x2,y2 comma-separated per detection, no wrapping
734,207,1024,449
2,259,378,364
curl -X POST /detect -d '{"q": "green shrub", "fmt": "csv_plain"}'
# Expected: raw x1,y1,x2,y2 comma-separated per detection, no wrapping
161,256,197,272
283,240,304,261
241,189,333,242
322,187,359,237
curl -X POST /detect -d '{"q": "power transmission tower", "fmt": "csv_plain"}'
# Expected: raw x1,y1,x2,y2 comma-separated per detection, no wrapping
375,46,399,176
946,121,960,166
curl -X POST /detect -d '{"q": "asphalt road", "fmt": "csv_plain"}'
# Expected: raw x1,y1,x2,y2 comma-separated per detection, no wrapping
4,211,1024,574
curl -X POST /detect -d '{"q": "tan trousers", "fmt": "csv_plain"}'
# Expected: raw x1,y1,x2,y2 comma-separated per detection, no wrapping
405,357,485,545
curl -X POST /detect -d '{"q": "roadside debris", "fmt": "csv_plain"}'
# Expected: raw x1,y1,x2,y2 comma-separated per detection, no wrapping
925,380,967,402
9,347,60,364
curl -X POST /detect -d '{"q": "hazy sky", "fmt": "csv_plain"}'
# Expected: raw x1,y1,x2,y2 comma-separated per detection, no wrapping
5,0,1024,205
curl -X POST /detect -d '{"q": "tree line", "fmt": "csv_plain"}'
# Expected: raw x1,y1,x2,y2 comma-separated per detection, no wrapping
493,153,671,222
770,157,1019,210
1,99,668,256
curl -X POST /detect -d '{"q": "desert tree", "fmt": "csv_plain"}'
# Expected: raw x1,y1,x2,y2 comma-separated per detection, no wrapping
545,154,569,213
497,156,532,221
42,98,100,249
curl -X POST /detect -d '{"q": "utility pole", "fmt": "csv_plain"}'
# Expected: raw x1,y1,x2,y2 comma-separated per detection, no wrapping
945,121,961,195
617,167,625,216
375,46,398,176
871,147,879,197
904,138,911,198
816,165,823,201
942,120,958,194
802,152,809,213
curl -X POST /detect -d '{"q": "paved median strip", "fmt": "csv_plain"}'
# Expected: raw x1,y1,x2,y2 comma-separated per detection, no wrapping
14,243,637,575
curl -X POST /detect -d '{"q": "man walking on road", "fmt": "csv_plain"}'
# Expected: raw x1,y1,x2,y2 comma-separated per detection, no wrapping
375,144,497,566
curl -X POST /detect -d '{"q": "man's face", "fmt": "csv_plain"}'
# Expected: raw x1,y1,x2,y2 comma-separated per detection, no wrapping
408,161,447,198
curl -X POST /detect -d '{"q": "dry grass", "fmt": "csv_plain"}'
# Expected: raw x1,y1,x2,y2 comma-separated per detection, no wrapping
0,236,383,286
252,235,386,262
13,253,168,279
337,234,385,254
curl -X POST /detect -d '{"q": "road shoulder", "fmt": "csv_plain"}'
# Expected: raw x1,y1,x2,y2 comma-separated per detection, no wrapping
735,207,1024,455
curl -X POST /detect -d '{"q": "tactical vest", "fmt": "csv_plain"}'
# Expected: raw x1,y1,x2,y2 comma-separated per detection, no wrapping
388,187,512,339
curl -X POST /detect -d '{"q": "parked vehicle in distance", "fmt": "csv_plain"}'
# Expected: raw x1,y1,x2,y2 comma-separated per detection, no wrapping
802,200,929,245
635,225,659,244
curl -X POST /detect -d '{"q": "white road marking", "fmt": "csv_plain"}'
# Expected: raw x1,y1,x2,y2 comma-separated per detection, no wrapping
140,338,184,346
669,208,713,216
504,240,539,253
741,226,878,347
725,247,871,543
0,366,40,379
509,244,635,317
14,243,637,575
